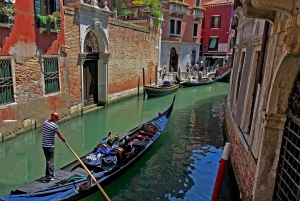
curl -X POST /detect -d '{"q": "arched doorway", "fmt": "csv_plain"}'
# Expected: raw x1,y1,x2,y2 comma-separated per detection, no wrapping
169,47,178,72
83,31,99,106
273,71,300,201
191,50,196,66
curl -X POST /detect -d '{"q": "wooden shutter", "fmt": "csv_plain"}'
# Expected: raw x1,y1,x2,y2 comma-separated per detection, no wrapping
55,0,60,12
218,16,221,28
34,0,41,15
210,16,213,28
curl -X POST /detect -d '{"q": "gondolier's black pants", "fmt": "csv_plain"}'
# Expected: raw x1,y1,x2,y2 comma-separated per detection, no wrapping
42,147,55,178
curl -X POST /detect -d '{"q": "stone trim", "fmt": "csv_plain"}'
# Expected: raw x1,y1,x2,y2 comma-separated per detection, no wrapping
109,18,150,33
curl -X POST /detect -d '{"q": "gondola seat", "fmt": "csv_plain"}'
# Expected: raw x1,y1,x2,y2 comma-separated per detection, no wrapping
113,147,124,163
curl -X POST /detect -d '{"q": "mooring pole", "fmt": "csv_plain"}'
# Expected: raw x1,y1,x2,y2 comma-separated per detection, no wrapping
138,76,140,96
142,68,145,99
211,142,231,201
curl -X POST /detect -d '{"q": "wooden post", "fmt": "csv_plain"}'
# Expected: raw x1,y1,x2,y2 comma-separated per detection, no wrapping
155,65,158,85
138,76,140,96
211,142,231,201
143,68,145,99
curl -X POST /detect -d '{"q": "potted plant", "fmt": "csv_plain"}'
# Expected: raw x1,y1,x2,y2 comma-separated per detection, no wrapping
0,3,18,24
37,12,61,33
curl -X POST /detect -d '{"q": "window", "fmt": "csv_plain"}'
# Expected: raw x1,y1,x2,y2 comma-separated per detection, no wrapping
200,38,203,52
202,17,205,29
35,0,59,16
0,59,14,105
170,19,182,35
44,57,60,94
193,23,198,38
230,37,235,49
211,16,220,28
195,0,200,7
208,37,218,51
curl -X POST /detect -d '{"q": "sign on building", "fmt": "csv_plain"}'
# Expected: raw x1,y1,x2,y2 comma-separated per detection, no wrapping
218,43,228,52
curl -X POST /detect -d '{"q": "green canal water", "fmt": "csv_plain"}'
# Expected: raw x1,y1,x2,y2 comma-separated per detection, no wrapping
0,82,239,201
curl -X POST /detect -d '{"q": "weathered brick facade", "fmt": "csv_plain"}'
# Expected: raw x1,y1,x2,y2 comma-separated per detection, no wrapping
107,18,158,100
0,2,159,141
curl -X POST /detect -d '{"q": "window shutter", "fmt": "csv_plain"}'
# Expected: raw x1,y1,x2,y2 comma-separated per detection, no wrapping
210,16,213,28
34,0,41,15
218,16,221,28
55,0,60,12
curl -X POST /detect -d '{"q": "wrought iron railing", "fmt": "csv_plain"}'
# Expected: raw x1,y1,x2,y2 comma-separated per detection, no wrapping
44,58,60,94
0,59,14,105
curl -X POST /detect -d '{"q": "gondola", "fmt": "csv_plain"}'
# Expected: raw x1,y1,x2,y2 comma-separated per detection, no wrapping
180,76,220,87
217,69,231,82
1,96,176,201
144,80,179,97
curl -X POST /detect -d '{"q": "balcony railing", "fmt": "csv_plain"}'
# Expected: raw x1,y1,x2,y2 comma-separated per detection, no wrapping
193,9,203,18
0,14,14,28
169,2,188,15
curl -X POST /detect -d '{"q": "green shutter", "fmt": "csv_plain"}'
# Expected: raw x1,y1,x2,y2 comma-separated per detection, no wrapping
5,1,13,8
34,0,41,15
56,0,60,12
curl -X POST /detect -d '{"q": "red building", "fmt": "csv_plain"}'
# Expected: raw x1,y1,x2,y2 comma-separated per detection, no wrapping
159,0,205,73
200,0,235,66
0,0,69,136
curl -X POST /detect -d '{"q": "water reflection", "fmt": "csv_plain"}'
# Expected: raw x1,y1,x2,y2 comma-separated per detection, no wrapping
0,83,235,201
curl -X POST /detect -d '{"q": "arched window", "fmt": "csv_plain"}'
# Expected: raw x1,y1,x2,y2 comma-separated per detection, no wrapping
83,31,99,53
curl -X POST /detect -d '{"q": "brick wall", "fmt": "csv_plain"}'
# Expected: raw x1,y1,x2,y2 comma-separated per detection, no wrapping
108,18,158,96
225,106,257,201
64,7,81,108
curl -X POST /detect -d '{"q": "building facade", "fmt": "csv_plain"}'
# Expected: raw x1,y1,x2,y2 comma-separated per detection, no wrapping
160,0,205,74
226,0,300,200
0,0,159,141
201,0,235,66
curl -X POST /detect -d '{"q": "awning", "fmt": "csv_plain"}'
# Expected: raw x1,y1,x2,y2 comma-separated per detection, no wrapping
209,38,217,48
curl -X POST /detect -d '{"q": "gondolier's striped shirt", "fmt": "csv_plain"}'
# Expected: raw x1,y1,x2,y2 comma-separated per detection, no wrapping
42,120,60,148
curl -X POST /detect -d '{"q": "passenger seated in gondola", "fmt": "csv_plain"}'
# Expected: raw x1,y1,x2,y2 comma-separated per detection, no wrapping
100,131,119,147
190,77,198,83
118,136,131,153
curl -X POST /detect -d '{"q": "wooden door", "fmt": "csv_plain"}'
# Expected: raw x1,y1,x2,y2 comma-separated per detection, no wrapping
83,60,98,106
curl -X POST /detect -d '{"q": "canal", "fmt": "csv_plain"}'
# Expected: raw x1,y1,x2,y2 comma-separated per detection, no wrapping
0,82,239,201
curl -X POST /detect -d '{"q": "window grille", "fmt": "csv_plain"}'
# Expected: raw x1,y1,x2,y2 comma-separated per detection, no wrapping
0,59,14,105
44,57,60,94
273,116,300,201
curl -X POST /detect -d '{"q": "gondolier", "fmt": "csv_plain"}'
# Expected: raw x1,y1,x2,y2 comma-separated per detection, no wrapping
42,112,66,181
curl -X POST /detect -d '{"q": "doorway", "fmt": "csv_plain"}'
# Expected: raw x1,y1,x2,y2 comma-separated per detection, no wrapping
83,60,98,106
169,47,178,72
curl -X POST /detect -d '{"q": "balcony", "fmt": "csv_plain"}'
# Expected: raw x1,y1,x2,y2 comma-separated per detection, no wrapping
169,1,189,16
193,8,204,19
0,14,14,28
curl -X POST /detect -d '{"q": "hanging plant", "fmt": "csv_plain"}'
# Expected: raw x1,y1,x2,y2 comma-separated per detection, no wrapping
0,3,19,25
37,12,60,33
193,6,206,11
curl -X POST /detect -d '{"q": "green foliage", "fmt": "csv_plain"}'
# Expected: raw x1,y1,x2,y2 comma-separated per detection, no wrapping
145,0,163,26
193,6,206,11
0,4,19,16
169,0,189,7
133,0,146,6
37,13,60,33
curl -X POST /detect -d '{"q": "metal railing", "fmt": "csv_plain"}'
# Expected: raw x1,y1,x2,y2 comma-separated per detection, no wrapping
0,59,14,105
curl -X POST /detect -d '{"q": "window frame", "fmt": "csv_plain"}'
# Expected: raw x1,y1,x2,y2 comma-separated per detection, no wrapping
208,36,219,51
42,56,61,96
210,15,221,29
0,57,16,108
193,23,199,38
169,18,182,37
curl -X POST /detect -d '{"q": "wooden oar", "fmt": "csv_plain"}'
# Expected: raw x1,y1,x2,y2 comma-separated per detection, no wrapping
64,142,111,201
